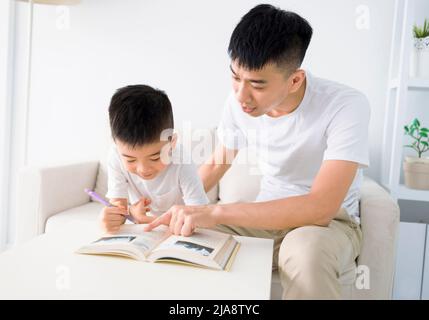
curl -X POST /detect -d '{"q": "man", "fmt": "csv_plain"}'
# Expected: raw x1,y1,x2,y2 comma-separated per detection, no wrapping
146,4,370,299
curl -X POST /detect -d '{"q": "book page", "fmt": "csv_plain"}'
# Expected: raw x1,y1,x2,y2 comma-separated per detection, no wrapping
150,228,229,260
77,225,238,269
101,224,170,256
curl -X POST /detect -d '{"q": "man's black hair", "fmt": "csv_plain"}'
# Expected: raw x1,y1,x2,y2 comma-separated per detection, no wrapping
228,4,313,71
108,84,174,147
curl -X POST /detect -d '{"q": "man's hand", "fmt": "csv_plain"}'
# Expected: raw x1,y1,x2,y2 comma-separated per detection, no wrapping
129,197,156,224
144,204,220,236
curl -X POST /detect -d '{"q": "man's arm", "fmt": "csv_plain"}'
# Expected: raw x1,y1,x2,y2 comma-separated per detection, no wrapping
198,144,238,192
145,160,359,235
216,160,358,229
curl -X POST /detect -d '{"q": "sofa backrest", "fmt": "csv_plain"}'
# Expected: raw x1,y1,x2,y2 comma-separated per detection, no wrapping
218,147,261,203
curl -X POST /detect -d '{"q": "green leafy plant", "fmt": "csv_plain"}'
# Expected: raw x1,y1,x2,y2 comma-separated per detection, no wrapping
404,118,429,158
413,18,429,38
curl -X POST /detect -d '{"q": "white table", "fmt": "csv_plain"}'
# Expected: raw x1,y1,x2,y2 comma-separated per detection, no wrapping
0,228,274,299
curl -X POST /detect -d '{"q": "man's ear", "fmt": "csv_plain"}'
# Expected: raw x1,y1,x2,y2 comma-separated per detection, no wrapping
287,69,306,94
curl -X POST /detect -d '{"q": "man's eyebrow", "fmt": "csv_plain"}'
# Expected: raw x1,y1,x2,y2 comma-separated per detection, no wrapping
229,65,267,84
121,154,136,158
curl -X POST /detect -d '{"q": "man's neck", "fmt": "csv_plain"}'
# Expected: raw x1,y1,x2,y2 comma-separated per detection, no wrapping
267,77,307,118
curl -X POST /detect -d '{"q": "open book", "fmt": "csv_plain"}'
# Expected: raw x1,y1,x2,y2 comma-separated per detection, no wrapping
76,224,240,271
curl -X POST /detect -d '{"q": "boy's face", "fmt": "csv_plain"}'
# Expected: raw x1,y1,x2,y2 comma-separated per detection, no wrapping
230,60,305,117
116,138,175,180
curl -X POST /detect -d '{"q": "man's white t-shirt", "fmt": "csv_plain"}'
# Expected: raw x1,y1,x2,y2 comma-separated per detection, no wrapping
106,146,209,216
217,71,370,223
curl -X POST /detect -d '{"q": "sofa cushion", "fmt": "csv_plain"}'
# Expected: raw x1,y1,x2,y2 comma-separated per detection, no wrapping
45,202,103,234
351,177,400,299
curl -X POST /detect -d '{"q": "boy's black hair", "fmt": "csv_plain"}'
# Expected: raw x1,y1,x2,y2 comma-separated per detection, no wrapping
228,4,313,72
108,84,174,147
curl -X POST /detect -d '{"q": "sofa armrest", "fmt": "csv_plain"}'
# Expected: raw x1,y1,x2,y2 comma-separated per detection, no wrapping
354,177,400,299
15,161,99,244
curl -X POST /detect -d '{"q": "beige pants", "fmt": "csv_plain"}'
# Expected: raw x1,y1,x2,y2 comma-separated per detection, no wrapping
214,208,362,300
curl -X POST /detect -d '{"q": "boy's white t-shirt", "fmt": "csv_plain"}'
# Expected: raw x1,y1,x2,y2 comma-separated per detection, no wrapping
217,71,370,223
106,146,209,216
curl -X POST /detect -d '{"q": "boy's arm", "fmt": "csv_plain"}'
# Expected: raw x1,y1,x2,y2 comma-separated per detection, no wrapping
108,198,128,209
101,146,131,230
198,144,238,192
106,146,129,202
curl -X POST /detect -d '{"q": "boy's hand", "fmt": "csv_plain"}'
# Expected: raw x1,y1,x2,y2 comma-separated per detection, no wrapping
129,197,156,224
99,200,127,233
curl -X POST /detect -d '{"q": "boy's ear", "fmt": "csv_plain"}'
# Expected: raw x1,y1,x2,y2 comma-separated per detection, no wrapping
170,133,178,149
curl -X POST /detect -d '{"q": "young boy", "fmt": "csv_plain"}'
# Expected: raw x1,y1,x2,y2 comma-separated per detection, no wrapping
101,84,209,233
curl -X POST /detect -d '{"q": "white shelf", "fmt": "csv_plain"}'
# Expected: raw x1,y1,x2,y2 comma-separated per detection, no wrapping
389,78,429,90
382,1,429,205
396,184,429,202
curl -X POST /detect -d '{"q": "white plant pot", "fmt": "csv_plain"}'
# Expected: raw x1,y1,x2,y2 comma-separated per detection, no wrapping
403,157,429,190
405,156,429,164
410,36,429,78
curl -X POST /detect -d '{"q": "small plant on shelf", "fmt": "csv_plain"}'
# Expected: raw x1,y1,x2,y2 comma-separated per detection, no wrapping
403,118,429,190
413,18,429,39
411,18,429,78
404,118,429,158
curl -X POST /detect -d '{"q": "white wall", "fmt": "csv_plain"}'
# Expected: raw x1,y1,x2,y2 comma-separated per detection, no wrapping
12,0,394,171
0,0,14,250
9,0,401,241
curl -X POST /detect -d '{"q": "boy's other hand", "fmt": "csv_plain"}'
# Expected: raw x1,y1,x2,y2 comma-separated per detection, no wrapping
129,197,156,224
99,201,127,233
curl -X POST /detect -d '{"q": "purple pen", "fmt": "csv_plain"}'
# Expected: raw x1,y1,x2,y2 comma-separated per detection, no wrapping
84,188,135,223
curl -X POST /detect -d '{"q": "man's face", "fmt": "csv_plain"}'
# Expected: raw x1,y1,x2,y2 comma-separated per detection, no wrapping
116,139,173,180
230,60,297,117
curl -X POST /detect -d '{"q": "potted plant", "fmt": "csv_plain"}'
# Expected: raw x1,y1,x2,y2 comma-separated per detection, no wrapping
410,18,429,78
403,118,429,190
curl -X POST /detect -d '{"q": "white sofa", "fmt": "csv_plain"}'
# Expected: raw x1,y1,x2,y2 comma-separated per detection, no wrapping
16,137,400,299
